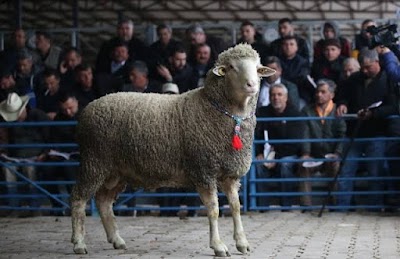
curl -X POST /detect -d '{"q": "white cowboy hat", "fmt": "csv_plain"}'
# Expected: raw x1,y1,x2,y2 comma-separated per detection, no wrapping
0,92,30,122
162,83,180,94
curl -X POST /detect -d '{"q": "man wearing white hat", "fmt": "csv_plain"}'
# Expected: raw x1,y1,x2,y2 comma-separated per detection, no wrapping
0,92,50,215
0,92,30,122
161,82,179,94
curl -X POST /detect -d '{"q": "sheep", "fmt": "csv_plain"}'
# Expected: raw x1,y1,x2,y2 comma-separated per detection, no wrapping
70,43,275,257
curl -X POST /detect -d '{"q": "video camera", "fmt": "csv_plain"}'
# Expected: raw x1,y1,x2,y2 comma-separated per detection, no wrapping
367,23,399,49
366,24,399,49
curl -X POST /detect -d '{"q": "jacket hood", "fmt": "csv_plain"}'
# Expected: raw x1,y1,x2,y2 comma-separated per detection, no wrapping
320,21,341,39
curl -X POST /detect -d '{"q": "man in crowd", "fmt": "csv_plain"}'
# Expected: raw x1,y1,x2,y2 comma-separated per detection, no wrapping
96,18,148,73
95,41,131,96
311,38,346,84
279,36,312,105
70,64,100,109
336,48,398,211
270,18,310,61
121,61,161,93
313,21,351,60
185,23,227,65
237,20,270,64
36,69,62,120
0,28,33,74
0,70,18,101
156,45,195,93
354,19,376,53
14,50,43,109
148,24,182,76
44,92,81,215
0,92,49,214
190,43,214,89
255,83,305,209
299,79,346,209
59,47,83,89
258,56,300,111
34,31,63,70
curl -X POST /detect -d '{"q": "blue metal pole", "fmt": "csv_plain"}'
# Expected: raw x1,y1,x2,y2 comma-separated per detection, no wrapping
0,161,69,208
249,145,257,211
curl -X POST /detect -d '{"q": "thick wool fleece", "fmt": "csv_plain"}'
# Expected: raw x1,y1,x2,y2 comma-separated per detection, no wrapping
72,44,260,200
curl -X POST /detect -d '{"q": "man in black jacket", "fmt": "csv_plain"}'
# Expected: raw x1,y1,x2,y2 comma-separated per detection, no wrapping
156,45,195,93
185,23,227,65
255,83,305,209
270,18,310,61
95,18,148,73
121,61,161,93
258,56,301,111
237,20,270,65
44,92,81,215
148,24,182,77
279,36,312,105
335,48,399,211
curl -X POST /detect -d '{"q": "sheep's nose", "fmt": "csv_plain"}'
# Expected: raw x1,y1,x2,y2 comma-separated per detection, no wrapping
246,80,255,88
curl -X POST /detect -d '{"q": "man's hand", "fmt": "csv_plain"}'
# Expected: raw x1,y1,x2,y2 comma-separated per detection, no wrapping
375,45,391,55
357,108,372,120
156,65,173,82
256,153,276,169
47,112,57,120
59,61,68,74
336,104,348,116
35,153,47,162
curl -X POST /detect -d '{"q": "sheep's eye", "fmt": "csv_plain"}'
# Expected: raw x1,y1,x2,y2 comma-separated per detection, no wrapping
257,67,267,74
228,64,236,71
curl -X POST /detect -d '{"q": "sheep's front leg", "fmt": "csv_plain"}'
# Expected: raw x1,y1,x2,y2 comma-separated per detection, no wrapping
95,183,127,250
197,186,230,257
220,178,250,254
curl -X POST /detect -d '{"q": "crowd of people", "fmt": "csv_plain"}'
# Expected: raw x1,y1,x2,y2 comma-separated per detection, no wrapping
0,17,399,216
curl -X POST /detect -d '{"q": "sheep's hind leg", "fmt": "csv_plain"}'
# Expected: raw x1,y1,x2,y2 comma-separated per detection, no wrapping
71,185,92,254
197,186,230,257
220,178,250,254
95,181,127,250
71,162,108,254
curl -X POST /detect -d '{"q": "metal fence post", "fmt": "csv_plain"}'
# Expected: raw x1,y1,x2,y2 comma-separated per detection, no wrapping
249,146,257,211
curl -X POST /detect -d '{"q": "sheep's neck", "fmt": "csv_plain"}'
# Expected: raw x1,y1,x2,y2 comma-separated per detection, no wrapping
209,99,254,151
230,96,253,116
209,99,255,122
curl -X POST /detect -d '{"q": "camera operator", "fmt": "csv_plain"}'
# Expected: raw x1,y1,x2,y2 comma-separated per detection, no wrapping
367,23,400,82
373,25,400,208
376,45,400,82
376,44,400,208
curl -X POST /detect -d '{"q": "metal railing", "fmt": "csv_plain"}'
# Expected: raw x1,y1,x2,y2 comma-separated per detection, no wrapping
0,116,399,216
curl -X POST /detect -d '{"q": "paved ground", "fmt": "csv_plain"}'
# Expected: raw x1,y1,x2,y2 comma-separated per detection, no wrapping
0,211,400,259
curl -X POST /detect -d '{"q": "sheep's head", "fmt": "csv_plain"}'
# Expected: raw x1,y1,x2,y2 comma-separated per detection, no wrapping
205,44,275,111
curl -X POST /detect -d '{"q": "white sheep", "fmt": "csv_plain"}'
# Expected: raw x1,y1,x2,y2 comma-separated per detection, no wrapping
70,43,275,257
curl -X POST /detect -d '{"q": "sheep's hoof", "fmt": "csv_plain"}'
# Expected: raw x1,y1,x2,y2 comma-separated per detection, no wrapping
113,236,126,250
73,242,88,254
236,243,250,254
235,234,250,254
214,249,231,257
212,243,231,257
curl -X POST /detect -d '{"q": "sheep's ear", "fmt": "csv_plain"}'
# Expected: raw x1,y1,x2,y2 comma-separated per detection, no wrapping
212,66,226,77
257,66,276,77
